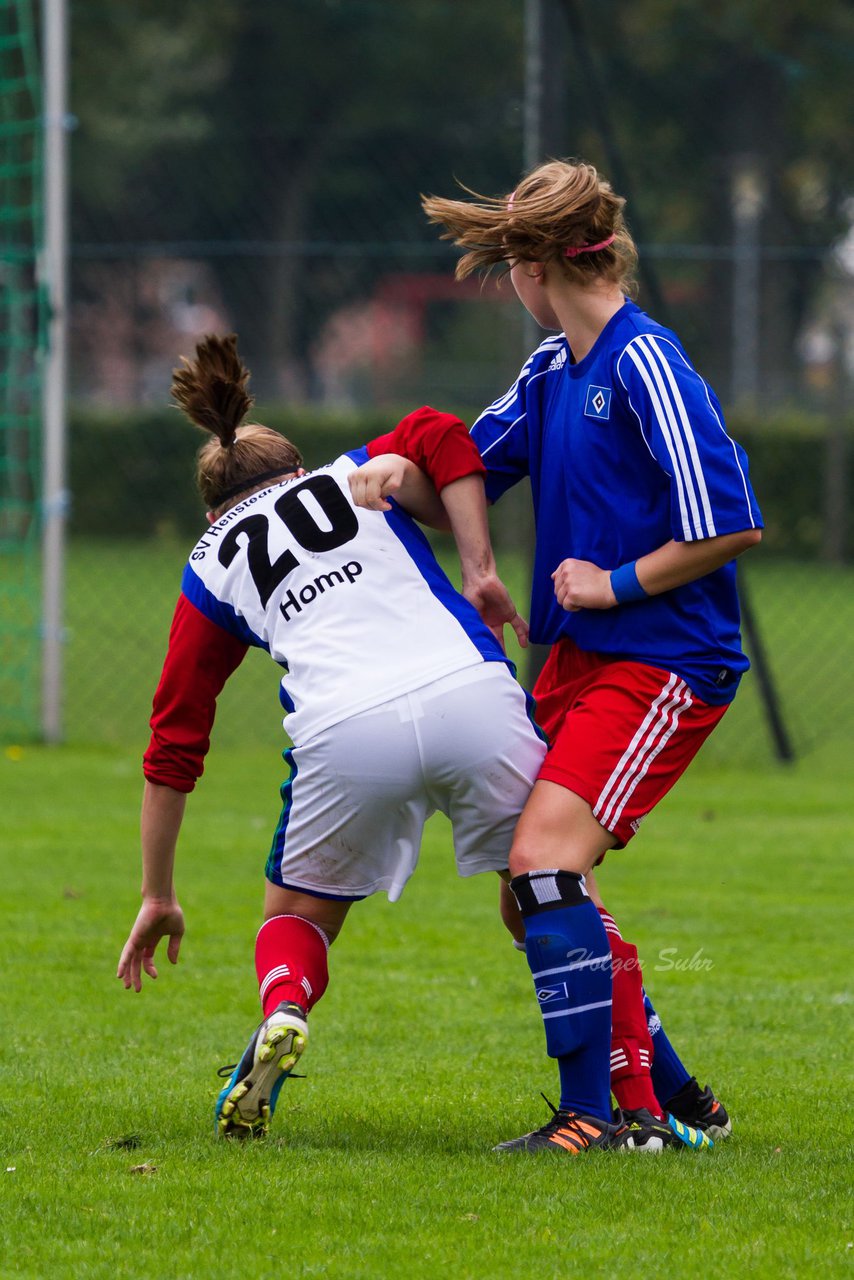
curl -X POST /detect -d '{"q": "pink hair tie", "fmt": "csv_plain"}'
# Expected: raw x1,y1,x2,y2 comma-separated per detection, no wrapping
563,234,616,258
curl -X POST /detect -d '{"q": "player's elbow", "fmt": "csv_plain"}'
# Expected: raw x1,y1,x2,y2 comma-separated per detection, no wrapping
729,526,762,559
740,527,763,552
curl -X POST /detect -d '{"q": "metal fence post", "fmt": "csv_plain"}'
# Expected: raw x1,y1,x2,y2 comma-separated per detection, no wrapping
41,0,70,743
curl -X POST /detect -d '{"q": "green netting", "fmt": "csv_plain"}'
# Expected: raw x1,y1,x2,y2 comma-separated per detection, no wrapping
0,0,44,742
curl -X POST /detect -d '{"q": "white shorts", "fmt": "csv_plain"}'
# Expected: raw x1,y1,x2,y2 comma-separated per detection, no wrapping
265,663,546,902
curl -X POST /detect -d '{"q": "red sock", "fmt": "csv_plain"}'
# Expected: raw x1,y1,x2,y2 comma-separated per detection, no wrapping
598,909,664,1120
255,914,330,1017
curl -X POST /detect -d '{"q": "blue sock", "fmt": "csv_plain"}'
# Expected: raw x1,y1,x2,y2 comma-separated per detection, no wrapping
643,991,692,1105
512,870,612,1123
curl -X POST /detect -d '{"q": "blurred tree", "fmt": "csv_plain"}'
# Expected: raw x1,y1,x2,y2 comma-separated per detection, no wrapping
192,0,524,393
69,0,239,231
70,0,523,395
564,0,854,396
67,0,852,402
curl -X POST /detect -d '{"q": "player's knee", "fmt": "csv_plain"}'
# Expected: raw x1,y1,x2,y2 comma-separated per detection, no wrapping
508,840,590,879
507,839,538,878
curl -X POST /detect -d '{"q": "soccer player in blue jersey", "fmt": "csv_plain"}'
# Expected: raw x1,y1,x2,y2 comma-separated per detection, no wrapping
418,159,763,1154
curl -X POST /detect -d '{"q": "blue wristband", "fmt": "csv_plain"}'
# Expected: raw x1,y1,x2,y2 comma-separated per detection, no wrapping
610,560,648,604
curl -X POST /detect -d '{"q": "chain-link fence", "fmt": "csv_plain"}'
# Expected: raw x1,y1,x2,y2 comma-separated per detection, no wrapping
0,0,44,741
3,0,854,762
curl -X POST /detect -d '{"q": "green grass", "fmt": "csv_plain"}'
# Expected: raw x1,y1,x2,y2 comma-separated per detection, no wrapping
2,739,852,1278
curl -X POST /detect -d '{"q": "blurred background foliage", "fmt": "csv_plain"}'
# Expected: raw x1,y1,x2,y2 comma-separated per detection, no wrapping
3,0,853,759
67,0,854,407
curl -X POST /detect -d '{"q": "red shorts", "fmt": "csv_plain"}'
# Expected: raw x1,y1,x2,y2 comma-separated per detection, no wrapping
533,637,728,848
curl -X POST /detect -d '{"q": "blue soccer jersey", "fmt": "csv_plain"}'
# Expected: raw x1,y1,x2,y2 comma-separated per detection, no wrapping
471,300,763,704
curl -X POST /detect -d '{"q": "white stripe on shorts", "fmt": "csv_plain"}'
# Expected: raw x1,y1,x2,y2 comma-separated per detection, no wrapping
593,674,694,831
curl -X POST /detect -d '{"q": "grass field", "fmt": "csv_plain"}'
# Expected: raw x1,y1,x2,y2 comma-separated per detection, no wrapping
2,734,852,1278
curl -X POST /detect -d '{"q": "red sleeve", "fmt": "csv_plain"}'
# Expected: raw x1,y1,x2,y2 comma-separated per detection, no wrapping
366,405,485,491
143,594,249,793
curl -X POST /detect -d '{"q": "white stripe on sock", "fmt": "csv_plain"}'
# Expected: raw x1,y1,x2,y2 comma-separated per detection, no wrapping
531,954,611,980
542,999,613,1021
259,963,291,1004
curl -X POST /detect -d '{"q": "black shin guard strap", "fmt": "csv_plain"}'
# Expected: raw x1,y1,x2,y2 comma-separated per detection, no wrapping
510,870,588,916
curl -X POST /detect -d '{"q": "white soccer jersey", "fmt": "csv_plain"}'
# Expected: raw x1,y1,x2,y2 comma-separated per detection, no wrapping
179,449,509,746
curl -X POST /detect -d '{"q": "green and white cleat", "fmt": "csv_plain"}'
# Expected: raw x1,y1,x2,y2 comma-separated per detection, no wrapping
215,1001,308,1139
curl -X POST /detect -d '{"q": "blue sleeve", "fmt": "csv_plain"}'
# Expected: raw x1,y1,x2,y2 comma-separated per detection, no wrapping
616,333,763,541
470,351,541,503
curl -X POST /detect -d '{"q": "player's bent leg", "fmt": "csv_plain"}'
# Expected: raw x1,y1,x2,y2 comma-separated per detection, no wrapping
507,780,616,880
498,875,526,948
262,884,352,944
587,866,730,1142
645,983,732,1140
596,903,662,1117
216,891,350,1139
497,787,681,1154
585,876,718,1148
497,787,615,1147
216,694,439,1139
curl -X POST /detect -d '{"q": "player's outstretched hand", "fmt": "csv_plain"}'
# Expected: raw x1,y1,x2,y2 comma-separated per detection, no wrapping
552,558,617,611
117,897,185,993
463,572,529,650
348,455,410,511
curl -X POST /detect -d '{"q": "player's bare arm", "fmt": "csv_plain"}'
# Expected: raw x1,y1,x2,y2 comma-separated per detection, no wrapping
117,780,187,992
348,453,450,527
552,528,762,612
441,473,528,648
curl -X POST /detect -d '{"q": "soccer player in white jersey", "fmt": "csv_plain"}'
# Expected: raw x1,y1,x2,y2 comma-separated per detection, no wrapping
416,159,762,1154
116,334,559,1141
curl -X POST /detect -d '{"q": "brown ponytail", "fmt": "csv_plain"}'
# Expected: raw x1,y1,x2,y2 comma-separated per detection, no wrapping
171,334,303,514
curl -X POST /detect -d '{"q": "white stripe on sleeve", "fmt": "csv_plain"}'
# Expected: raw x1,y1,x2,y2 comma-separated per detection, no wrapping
624,341,700,538
645,336,717,536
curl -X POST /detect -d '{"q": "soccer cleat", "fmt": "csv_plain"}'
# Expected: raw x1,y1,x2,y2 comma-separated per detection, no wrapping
665,1076,732,1142
621,1106,713,1151
494,1099,636,1154
215,1000,308,1139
